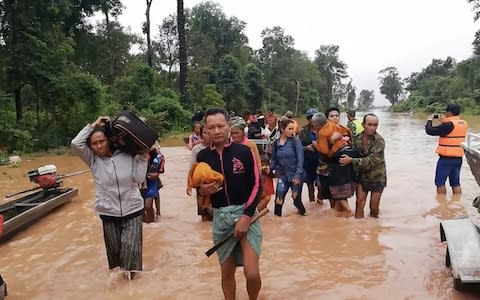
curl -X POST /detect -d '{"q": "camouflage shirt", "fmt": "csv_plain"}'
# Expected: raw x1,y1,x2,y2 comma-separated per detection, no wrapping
351,132,387,187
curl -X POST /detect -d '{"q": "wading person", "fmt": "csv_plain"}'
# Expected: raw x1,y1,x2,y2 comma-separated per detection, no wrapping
315,108,355,217
425,103,468,194
298,108,322,204
197,108,262,300
229,116,261,169
188,122,203,151
270,118,306,216
142,145,164,223
346,109,364,137
339,114,386,218
71,116,147,280
187,125,213,221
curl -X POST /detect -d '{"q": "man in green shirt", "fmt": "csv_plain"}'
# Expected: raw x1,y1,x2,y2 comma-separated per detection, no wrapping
339,114,386,218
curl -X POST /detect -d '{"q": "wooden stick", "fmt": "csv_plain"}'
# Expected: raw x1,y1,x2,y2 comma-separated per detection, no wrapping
205,208,269,257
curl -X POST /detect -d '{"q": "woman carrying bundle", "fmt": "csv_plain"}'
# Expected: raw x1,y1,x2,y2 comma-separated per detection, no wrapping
71,116,147,279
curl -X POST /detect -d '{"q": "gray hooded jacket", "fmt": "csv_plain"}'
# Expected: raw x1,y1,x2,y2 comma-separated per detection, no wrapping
71,124,147,217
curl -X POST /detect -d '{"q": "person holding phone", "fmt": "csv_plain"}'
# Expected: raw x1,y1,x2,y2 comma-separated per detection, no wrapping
425,103,468,194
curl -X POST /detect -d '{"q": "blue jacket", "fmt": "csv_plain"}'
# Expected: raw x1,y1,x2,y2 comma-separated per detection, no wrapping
270,137,304,182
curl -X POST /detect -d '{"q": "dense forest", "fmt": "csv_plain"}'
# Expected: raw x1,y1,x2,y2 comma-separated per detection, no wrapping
0,0,479,153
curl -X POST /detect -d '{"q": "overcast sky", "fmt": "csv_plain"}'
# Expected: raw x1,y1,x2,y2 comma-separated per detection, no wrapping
117,0,478,105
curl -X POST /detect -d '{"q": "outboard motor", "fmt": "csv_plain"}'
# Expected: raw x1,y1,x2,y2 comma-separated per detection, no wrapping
27,165,60,189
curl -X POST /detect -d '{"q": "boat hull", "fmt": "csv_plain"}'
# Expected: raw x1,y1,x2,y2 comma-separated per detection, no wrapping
462,132,480,188
0,188,78,243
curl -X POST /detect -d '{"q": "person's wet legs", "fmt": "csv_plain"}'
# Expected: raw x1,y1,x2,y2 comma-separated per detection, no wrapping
292,182,305,215
369,191,383,218
274,179,289,216
355,185,367,218
154,197,161,220
436,185,447,194
220,256,237,300
240,237,261,300
337,199,353,217
452,186,462,194
143,198,154,223
307,183,315,202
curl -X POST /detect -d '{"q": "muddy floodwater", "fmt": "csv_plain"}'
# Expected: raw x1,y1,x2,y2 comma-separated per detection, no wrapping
1,111,480,299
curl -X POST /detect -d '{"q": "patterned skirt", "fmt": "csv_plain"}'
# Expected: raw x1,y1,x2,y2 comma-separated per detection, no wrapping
101,212,143,271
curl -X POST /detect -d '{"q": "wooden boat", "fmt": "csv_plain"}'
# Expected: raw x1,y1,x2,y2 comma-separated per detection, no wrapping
0,188,78,243
440,131,480,291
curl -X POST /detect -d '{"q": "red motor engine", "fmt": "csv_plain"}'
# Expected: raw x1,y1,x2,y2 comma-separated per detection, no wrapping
27,165,60,189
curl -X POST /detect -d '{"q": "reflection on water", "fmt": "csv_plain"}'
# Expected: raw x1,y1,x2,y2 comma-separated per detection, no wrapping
0,111,480,299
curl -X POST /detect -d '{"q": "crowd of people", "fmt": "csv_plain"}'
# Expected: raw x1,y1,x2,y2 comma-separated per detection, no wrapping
71,107,388,299
188,107,387,220
69,102,471,299
184,107,388,299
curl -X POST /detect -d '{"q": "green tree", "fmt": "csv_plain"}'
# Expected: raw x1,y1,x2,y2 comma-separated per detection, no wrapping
243,63,264,111
378,66,404,106
215,55,245,112
76,21,138,84
153,14,179,76
346,80,356,109
314,45,348,108
257,26,296,111
357,89,375,110
188,2,248,68
113,63,156,108
202,84,225,108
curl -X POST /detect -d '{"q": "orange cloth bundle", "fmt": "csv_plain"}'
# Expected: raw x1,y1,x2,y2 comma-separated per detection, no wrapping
187,162,224,208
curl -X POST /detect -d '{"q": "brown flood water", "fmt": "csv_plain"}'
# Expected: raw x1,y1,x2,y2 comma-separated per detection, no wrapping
1,111,480,300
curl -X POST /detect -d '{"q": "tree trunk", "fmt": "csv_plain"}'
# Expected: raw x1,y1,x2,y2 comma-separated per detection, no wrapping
14,88,22,122
295,79,300,116
103,7,115,84
145,0,153,67
177,0,189,107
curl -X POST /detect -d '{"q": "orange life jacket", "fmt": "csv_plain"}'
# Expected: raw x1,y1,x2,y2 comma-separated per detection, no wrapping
435,116,468,157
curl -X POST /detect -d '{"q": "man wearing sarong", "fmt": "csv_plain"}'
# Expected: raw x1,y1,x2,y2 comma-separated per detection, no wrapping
197,108,262,300
339,114,387,218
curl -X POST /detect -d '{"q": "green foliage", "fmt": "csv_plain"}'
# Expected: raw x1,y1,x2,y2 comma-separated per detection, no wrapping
113,63,156,108
243,63,264,111
314,45,348,107
399,54,480,115
189,1,248,67
202,84,225,108
378,67,404,105
215,55,245,112
144,92,190,131
9,0,480,155
357,90,375,110
0,104,33,152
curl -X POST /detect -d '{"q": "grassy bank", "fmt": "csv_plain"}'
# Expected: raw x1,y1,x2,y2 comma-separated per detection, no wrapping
160,131,189,147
